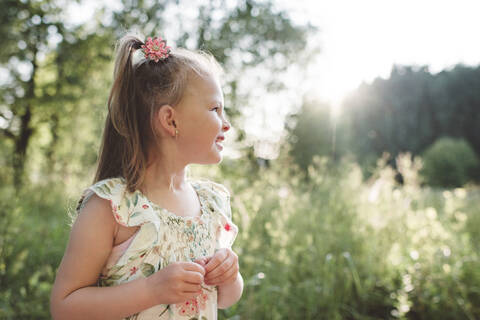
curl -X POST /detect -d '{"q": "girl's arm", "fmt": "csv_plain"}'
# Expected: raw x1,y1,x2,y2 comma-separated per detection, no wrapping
217,272,244,309
52,277,153,320
50,194,156,319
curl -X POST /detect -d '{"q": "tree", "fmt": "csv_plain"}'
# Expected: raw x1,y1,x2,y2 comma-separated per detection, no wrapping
108,0,316,122
1,0,317,191
341,63,480,178
0,0,112,190
286,99,335,173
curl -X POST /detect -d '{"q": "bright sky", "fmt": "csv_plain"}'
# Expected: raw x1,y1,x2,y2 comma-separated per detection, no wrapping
69,0,480,108
277,0,480,108
65,0,480,158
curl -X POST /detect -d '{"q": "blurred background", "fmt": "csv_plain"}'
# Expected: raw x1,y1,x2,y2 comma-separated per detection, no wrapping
1,0,479,318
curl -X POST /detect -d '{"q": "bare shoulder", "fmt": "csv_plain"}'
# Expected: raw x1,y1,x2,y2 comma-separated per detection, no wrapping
50,193,116,303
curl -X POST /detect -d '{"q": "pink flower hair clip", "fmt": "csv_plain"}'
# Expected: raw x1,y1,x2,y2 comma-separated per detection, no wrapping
141,36,171,62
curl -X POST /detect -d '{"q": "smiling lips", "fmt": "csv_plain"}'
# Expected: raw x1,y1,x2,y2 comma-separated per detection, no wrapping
215,135,225,150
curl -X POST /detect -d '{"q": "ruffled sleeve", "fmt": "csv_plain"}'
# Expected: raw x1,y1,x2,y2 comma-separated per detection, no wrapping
197,180,238,250
87,177,129,225
78,177,164,268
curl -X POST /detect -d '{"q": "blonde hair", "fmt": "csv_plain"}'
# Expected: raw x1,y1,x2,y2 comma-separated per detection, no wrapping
93,34,223,193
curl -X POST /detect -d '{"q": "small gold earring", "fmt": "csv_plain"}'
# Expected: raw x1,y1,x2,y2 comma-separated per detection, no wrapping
175,129,179,138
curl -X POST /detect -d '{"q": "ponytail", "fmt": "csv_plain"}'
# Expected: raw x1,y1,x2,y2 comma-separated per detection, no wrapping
94,36,147,192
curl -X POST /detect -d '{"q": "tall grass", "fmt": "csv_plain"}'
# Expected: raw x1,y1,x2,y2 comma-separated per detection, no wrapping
195,154,480,319
0,154,478,319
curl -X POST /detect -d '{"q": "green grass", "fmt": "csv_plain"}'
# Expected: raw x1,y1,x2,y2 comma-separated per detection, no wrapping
1,154,479,319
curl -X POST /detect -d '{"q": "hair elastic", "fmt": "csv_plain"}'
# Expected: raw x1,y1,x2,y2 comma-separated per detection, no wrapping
141,36,171,62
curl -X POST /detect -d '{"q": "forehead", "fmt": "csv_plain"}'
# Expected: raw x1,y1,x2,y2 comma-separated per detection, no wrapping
184,73,223,104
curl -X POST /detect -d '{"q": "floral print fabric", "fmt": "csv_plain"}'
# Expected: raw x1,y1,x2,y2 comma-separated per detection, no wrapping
77,177,238,320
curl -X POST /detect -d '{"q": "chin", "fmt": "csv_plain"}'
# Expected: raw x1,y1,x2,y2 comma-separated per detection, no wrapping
210,153,223,164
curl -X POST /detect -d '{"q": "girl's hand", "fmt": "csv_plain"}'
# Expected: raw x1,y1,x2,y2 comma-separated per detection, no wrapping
146,261,205,305
200,248,239,287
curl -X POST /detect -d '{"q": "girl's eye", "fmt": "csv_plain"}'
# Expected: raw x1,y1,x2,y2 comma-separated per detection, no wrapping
211,107,220,112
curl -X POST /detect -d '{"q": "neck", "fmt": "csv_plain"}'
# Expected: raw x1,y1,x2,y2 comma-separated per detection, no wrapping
141,153,189,194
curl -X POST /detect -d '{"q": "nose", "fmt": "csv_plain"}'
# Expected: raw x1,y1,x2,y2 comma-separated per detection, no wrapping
222,118,231,132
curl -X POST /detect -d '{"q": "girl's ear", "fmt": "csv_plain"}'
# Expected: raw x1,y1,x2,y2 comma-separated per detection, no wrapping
156,104,177,137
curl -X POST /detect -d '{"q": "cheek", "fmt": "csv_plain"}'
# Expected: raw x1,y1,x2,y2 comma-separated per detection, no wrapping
183,116,219,144
202,113,223,135
181,112,221,142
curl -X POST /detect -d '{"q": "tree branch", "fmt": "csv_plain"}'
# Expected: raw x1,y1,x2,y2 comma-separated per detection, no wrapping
1,127,15,140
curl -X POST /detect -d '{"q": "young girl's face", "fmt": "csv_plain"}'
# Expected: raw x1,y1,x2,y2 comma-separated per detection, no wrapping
175,73,231,164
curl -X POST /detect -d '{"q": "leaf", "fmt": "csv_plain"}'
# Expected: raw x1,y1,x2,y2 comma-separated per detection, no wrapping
134,193,139,206
130,211,142,219
109,265,124,273
141,263,155,277
107,179,115,188
101,183,111,194
213,194,222,207
109,274,123,280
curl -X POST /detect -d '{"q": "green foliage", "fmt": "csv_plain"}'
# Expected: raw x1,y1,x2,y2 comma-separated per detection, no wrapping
0,0,314,192
342,64,480,181
1,154,480,319
0,0,114,189
0,182,72,318
421,137,480,187
287,64,480,184
192,154,480,320
2,1,480,319
286,99,335,172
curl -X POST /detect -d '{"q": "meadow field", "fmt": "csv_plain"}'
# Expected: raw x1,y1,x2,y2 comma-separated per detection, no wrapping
1,154,478,319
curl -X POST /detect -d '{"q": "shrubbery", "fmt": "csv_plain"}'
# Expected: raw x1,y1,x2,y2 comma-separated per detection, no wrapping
196,154,480,319
0,183,71,318
421,137,480,188
1,154,479,319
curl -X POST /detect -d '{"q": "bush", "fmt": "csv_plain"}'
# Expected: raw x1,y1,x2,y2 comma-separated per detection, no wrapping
0,182,72,319
196,154,480,319
421,137,479,187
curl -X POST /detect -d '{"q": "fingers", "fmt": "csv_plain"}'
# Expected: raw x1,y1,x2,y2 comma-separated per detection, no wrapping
181,282,203,293
182,261,206,276
215,268,238,286
171,250,239,291
205,260,238,286
193,259,205,267
183,270,204,285
204,249,228,273
193,257,210,267
205,254,234,281
203,249,239,286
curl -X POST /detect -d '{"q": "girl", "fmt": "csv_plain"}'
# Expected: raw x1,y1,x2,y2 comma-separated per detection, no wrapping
50,34,243,319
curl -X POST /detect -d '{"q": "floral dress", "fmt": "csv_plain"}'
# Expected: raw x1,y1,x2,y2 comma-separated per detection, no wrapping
76,177,238,320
